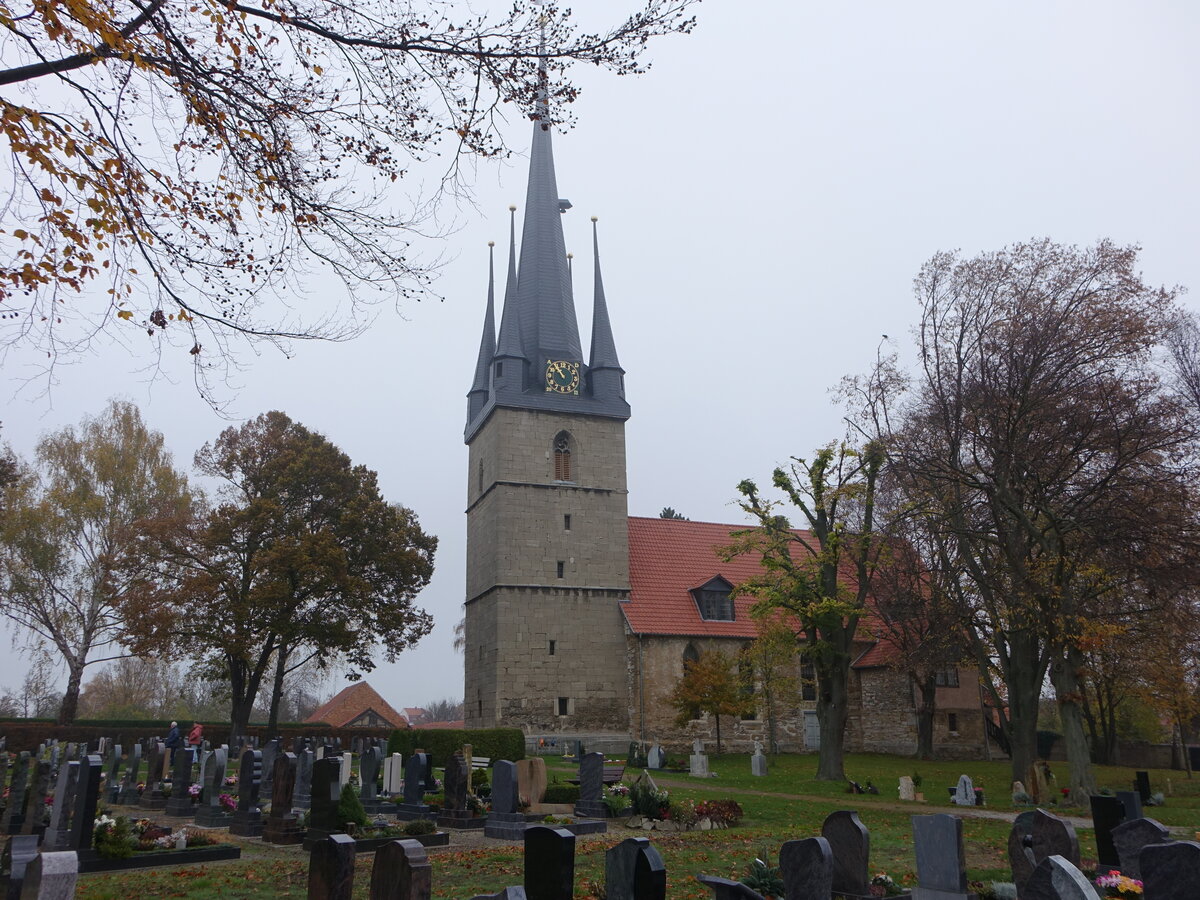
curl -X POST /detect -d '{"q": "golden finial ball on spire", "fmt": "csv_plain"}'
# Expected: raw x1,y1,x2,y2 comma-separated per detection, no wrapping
566,252,574,260
488,241,495,247
509,204,517,212
591,216,598,223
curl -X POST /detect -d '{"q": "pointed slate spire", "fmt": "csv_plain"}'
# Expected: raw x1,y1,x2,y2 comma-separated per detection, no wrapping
470,242,497,394
495,206,523,361
588,217,621,372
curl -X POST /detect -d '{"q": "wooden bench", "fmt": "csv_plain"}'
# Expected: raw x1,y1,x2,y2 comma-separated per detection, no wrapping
470,756,491,770
567,763,625,786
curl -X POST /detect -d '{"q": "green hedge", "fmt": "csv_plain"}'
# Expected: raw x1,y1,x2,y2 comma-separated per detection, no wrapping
387,728,525,765
542,783,579,803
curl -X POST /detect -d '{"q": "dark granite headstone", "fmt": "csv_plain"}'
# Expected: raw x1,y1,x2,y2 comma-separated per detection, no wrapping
604,837,666,900
912,814,975,899
525,826,575,900
1112,817,1172,881
263,752,302,845
575,752,606,818
308,756,344,838
369,838,432,900
308,833,356,900
142,741,167,809
695,876,764,899
821,810,870,897
441,753,468,815
1,835,39,899
1135,771,1152,805
165,744,196,817
44,760,79,851
1141,840,1200,897
779,836,833,900
295,748,314,810
1021,855,1096,900
117,744,141,805
1090,795,1126,870
102,744,122,803
260,738,280,801
485,760,527,840
67,755,101,853
1031,809,1080,869
360,745,385,811
395,753,430,819
19,760,51,836
1008,810,1038,888
229,748,264,837
1116,790,1143,822
3,753,31,832
195,748,231,827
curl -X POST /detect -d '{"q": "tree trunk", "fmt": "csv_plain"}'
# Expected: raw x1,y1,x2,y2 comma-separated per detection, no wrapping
915,674,937,760
57,658,85,725
1003,630,1045,784
764,685,777,755
267,645,288,734
1050,644,1097,804
815,657,850,781
714,713,722,754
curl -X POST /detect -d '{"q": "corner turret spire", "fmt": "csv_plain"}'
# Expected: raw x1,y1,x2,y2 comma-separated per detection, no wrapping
467,242,497,423
588,217,621,372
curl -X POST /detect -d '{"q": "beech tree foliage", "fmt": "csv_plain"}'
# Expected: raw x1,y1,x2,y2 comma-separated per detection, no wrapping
120,410,436,734
665,649,747,753
0,0,697,375
0,399,191,724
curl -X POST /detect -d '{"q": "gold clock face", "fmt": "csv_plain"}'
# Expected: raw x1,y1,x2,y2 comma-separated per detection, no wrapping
545,359,580,394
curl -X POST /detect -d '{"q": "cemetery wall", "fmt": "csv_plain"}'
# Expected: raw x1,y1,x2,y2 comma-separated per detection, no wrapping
0,720,394,753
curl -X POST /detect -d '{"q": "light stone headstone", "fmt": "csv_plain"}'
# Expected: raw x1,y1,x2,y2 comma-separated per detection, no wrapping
1021,855,1098,900
899,776,916,802
646,744,664,770
517,757,548,810
18,849,78,900
689,741,709,778
340,751,353,787
953,774,975,806
750,741,767,777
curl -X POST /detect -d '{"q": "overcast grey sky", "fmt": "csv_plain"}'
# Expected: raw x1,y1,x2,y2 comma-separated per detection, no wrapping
2,2,1198,713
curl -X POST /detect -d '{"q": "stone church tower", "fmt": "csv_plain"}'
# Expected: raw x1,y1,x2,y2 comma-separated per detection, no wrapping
463,102,631,739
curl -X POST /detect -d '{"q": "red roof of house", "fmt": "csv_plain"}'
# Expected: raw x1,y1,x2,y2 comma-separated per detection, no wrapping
624,516,890,658
305,682,410,729
851,634,904,669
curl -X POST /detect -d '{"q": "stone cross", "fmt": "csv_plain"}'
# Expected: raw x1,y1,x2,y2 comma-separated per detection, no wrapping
750,743,767,777
821,810,870,898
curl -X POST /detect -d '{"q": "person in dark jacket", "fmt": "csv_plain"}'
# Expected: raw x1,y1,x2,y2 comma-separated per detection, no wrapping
165,721,182,763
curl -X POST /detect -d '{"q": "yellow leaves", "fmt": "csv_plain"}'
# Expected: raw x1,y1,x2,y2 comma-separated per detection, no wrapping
116,309,133,320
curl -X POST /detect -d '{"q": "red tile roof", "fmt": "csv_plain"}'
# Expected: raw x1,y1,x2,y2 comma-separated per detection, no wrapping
625,516,890,653
851,634,904,669
305,682,410,729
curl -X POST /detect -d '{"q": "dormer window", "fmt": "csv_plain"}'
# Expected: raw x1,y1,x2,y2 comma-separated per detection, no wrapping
690,575,735,622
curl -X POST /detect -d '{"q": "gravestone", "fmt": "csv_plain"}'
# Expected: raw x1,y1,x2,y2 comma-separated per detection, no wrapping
229,748,264,837
1112,817,1172,881
307,757,344,841
103,744,122,803
260,738,280,802
525,826,575,900
516,758,548,812
604,837,666,900
1135,771,1152,805
142,741,167,809
1032,809,1081,869
1116,790,1144,822
438,752,475,828
20,760,51,836
360,745,390,813
67,755,101,853
953,774,975,807
469,889,528,900
695,876,764,899
117,743,142,805
689,740,709,778
340,751,353,787
779,836,833,900
1029,762,1050,805
575,752,607,818
295,749,314,810
3,753,32,832
165,743,196,817
911,814,976,900
1141,840,1200,898
308,833,356,900
1089,795,1126,871
395,753,430,820
821,810,870,898
195,748,231,827
1021,855,1098,900
1,835,39,899
43,760,79,851
899,776,915,802
646,745,664,770
750,741,767,778
1008,810,1038,889
485,760,528,840
263,752,302,845
18,850,78,900
384,753,404,796
369,839,432,900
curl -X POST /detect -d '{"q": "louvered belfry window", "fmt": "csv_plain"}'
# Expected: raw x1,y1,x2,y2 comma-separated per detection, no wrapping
553,432,572,481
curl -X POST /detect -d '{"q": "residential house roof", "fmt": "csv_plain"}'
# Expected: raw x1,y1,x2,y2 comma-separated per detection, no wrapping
304,682,410,729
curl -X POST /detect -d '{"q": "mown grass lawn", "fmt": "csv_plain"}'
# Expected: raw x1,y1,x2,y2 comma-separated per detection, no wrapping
76,751,1200,899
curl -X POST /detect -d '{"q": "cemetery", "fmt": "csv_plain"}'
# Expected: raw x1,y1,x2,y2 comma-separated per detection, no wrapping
2,729,1200,899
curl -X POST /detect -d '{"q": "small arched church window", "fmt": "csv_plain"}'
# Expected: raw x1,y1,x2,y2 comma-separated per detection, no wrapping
553,431,573,481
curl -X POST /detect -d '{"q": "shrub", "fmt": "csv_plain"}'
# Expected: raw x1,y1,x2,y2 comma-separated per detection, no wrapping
628,781,669,819
471,766,490,788
403,819,437,835
742,849,785,898
94,815,134,859
667,799,698,827
337,783,369,829
386,728,525,764
696,798,743,826
542,783,580,804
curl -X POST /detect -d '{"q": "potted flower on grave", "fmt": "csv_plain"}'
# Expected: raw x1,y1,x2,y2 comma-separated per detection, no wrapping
871,873,899,898
741,848,785,900
1095,873,1144,898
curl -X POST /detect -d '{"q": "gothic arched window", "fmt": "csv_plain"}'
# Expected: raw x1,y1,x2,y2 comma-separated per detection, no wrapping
553,431,573,481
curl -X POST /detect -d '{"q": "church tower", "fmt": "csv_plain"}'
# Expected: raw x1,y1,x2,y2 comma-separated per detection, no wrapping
463,101,631,739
